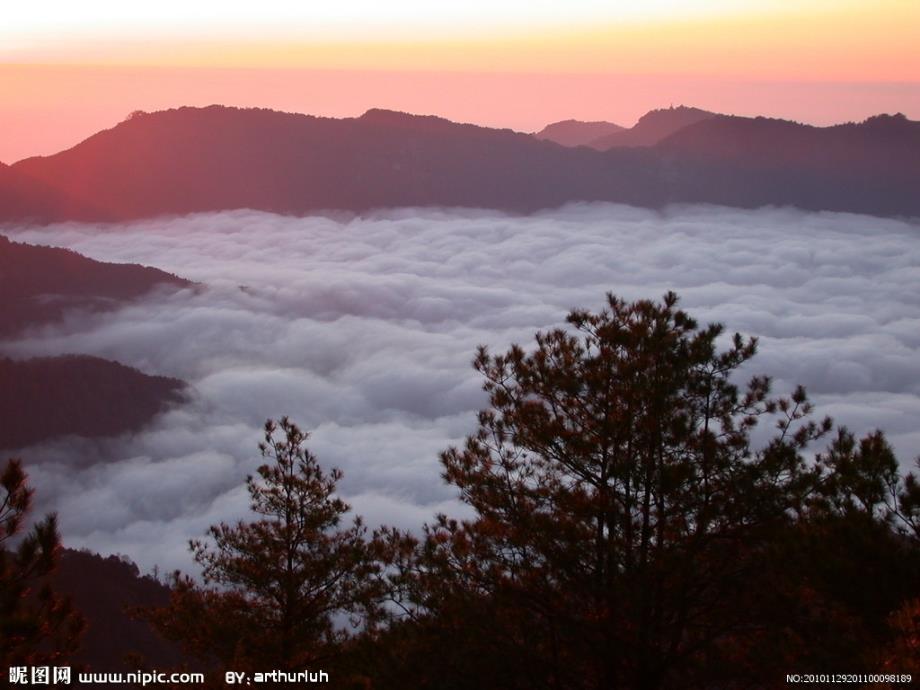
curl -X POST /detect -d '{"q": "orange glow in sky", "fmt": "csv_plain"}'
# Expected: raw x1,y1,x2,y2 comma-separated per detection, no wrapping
1,0,918,162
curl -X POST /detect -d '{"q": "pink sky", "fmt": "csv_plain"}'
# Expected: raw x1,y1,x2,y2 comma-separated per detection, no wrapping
3,67,919,164
2,1,918,163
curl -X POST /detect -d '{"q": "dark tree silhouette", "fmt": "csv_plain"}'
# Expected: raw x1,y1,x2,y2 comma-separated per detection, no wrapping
147,418,400,682
0,458,85,667
387,292,919,690
131,293,919,688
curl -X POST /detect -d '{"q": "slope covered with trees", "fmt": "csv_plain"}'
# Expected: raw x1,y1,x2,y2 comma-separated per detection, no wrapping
53,550,182,673
0,235,192,337
0,161,98,223
652,113,920,213
0,355,186,449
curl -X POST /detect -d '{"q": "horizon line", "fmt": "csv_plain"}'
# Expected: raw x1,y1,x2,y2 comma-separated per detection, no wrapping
5,102,916,166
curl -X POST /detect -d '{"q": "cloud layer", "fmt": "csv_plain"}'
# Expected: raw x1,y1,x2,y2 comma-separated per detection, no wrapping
4,203,919,573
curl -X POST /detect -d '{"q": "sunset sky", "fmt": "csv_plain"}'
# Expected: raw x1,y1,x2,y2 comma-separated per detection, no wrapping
2,0,918,162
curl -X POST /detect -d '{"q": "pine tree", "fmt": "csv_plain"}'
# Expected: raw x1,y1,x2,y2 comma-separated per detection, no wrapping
404,292,848,689
148,418,398,679
0,458,85,667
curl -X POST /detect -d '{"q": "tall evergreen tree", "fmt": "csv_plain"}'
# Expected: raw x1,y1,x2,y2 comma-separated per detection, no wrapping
148,418,398,681
393,292,918,690
1,458,85,667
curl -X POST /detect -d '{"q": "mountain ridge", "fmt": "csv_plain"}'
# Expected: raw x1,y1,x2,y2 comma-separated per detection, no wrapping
0,234,192,336
0,354,186,450
590,105,716,149
6,104,920,220
534,119,626,148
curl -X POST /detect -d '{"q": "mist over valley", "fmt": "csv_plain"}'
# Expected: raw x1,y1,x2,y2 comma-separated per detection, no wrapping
3,203,918,574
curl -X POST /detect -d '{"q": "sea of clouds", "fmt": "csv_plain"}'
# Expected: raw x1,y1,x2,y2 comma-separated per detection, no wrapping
3,203,920,573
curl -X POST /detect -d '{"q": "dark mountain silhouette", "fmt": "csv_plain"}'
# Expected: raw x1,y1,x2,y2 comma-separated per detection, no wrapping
5,105,920,219
534,119,625,148
0,235,191,336
10,106,664,219
652,113,920,212
590,105,716,148
0,355,186,450
659,112,918,173
54,549,183,672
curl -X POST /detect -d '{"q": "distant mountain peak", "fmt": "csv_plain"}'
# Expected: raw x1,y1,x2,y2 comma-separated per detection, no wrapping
864,112,907,122
360,107,413,119
359,108,450,125
588,105,717,149
635,104,713,122
534,119,625,148
859,112,913,131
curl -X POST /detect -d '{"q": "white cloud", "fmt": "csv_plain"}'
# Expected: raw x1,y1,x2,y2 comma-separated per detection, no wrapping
4,203,919,573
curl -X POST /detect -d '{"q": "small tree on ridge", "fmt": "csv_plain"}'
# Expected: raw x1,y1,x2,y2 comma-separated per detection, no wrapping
149,418,397,677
